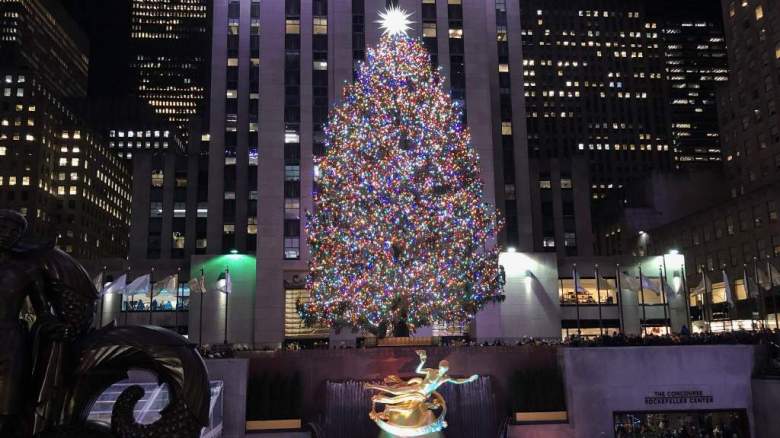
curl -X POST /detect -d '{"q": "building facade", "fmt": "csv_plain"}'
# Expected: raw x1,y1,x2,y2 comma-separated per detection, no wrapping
110,1,747,344
130,0,211,134
633,0,780,329
0,0,131,259
649,1,729,167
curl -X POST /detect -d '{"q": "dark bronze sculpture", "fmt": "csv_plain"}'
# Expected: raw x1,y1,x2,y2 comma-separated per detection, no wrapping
0,210,210,437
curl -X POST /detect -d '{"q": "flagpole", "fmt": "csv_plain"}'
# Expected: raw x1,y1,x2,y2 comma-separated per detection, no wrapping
639,265,647,335
724,265,734,332
148,267,155,325
595,264,603,335
753,258,766,328
224,266,230,345
615,264,624,334
572,264,580,336
698,266,705,330
744,264,756,330
705,267,713,332
198,269,205,347
768,257,778,329
659,265,669,334
174,267,181,333
124,266,130,326
661,255,673,333
98,266,106,328
681,264,691,331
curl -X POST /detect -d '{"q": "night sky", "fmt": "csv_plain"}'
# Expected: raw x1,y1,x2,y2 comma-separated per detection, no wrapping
59,0,724,98
61,0,133,97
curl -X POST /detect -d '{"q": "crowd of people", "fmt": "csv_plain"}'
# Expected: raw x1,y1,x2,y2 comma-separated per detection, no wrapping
196,327,780,354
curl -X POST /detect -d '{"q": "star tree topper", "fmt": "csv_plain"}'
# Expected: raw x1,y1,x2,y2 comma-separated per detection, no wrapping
377,6,413,36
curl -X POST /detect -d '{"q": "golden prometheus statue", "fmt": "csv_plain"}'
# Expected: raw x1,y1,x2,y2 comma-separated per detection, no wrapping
367,350,478,437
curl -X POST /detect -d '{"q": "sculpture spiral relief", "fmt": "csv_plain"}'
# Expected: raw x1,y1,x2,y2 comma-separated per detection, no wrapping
0,209,210,438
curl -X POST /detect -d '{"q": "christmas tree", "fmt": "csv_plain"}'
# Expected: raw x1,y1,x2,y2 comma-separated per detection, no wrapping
300,8,503,337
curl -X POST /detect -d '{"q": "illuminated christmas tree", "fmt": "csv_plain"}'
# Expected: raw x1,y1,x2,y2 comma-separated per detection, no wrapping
300,8,503,337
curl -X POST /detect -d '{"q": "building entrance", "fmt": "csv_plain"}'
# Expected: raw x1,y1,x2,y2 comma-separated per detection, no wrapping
614,409,750,437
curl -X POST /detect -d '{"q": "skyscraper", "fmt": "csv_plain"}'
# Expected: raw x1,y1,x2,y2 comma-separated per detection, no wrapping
638,0,780,289
130,0,211,134
648,0,728,167
519,0,674,257
0,0,131,258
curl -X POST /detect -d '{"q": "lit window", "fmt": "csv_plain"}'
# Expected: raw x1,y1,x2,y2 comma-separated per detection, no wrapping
0,146,5,155
226,89,238,98
313,17,327,34
756,5,764,20
498,64,509,73
423,23,437,38
313,61,327,70
561,179,573,189
501,122,512,135
151,170,164,187
69,186,77,195
223,224,236,234
285,198,300,219
286,19,300,34
22,176,29,186
539,180,551,189
285,131,300,143
57,186,65,195
448,28,463,39
227,58,239,67
70,172,78,181
71,158,79,167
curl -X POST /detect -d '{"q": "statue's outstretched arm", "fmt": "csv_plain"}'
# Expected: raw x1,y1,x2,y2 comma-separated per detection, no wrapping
447,375,478,385
415,350,428,375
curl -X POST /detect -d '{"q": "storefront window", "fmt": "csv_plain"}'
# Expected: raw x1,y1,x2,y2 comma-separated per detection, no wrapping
615,410,749,438
559,278,618,305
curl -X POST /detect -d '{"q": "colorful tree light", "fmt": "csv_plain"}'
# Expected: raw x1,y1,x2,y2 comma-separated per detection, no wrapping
299,30,503,337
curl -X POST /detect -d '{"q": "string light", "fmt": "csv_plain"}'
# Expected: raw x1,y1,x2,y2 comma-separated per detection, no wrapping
300,31,504,334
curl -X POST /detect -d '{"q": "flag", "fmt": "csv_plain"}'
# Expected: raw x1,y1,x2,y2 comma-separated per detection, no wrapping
125,274,151,296
757,267,771,291
597,274,613,291
217,270,232,294
744,266,759,298
640,275,661,296
769,262,780,287
722,270,735,307
154,274,178,296
188,272,206,294
101,274,126,295
573,270,587,293
620,271,640,291
692,271,711,301
92,272,103,293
